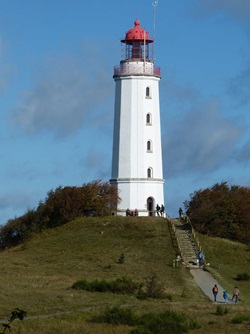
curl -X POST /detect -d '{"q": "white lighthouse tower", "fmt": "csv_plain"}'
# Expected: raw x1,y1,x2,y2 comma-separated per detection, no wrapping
110,19,164,216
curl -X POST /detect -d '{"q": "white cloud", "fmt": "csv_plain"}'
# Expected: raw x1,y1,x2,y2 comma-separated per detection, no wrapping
192,0,250,23
239,139,250,162
0,36,15,93
10,52,113,137
163,100,242,178
228,63,250,107
0,191,32,211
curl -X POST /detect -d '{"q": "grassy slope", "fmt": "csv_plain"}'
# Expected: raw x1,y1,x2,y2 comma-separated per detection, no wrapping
198,233,250,304
0,217,249,334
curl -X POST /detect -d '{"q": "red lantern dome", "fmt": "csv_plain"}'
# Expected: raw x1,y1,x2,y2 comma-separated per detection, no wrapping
121,19,153,45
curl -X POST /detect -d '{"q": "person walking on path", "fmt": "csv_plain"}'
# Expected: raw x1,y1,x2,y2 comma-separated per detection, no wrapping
223,290,230,303
179,207,183,220
212,284,218,302
197,251,205,268
232,286,240,304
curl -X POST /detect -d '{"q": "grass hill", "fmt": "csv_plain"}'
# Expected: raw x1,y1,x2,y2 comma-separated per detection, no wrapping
0,216,249,333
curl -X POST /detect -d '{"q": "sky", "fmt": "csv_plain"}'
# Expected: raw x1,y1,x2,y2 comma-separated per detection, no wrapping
0,0,250,223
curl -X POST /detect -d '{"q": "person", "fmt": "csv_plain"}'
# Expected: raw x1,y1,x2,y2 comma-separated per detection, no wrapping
212,284,218,302
156,204,160,216
126,208,130,216
232,286,240,304
223,290,230,303
160,204,165,217
179,207,183,220
134,209,138,216
197,251,205,268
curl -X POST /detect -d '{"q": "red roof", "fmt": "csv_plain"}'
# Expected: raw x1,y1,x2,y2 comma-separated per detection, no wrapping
121,19,153,44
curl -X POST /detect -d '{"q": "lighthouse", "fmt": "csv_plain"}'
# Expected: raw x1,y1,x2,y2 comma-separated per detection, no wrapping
110,19,164,216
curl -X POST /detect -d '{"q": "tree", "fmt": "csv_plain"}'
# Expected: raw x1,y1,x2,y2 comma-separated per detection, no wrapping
0,180,120,249
184,182,250,244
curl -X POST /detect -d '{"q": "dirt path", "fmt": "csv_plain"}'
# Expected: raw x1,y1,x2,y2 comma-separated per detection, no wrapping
190,268,228,303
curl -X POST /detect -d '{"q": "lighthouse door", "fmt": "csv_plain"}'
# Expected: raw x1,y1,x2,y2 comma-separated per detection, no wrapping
147,197,154,216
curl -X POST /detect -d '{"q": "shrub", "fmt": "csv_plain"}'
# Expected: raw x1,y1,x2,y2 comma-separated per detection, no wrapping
231,314,250,324
118,252,125,264
136,287,148,300
1,309,27,334
72,277,140,294
134,311,199,334
90,305,138,326
215,306,229,316
235,273,250,281
91,307,199,333
144,272,165,299
72,279,93,291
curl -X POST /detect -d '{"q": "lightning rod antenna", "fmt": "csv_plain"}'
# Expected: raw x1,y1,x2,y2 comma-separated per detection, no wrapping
152,0,158,61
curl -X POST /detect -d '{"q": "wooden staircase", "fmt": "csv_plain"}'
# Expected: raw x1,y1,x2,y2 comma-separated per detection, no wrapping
170,218,200,269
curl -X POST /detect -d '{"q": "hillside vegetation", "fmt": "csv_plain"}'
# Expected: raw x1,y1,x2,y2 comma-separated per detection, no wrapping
184,182,250,244
0,217,249,333
0,180,119,249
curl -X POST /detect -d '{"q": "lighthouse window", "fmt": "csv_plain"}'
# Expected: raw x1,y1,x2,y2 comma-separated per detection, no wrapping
147,140,152,152
146,113,152,125
146,86,151,98
147,167,153,178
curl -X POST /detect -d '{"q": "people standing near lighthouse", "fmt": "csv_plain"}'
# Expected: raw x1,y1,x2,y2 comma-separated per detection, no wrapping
160,204,165,217
156,204,160,216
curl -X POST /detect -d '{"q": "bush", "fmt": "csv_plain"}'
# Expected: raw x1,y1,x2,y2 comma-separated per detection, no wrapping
1,309,27,334
134,311,199,334
231,314,250,324
91,307,199,333
144,272,165,299
90,305,138,326
215,306,229,316
72,277,140,294
235,273,250,281
118,252,125,264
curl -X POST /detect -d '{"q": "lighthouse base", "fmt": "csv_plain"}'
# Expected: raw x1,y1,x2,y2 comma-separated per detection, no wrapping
110,178,164,217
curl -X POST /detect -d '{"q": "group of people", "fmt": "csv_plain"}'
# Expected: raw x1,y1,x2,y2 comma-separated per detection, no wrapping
212,284,240,304
156,204,165,217
126,208,138,216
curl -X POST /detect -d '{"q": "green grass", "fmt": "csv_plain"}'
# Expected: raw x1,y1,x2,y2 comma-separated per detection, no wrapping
0,216,249,333
198,233,250,305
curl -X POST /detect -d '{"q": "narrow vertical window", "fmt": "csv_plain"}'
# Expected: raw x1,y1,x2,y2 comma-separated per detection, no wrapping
147,140,152,152
147,167,153,178
146,86,151,98
146,113,152,125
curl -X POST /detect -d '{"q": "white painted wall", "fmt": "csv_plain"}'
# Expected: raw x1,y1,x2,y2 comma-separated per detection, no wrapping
110,61,164,216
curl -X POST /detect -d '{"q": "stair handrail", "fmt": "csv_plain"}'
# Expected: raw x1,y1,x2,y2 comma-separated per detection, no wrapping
169,218,183,260
185,215,205,259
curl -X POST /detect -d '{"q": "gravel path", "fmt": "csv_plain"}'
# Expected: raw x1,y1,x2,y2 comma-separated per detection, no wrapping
190,269,226,303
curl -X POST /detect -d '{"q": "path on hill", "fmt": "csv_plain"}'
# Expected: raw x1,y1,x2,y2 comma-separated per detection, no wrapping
190,269,226,303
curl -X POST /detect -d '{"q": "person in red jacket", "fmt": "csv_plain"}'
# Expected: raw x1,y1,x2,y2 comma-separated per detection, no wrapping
212,284,218,302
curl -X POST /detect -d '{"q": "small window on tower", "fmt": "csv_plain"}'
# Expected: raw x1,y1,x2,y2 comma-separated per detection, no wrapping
146,113,152,125
147,140,152,152
147,167,153,178
146,86,151,98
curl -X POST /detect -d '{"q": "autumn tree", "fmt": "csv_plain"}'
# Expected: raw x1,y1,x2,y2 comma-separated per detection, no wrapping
184,182,250,244
0,180,120,249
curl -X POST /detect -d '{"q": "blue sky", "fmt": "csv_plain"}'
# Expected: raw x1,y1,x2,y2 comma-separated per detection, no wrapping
0,0,250,223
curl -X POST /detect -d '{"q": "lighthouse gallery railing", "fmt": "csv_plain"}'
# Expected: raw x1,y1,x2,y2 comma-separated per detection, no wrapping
114,64,161,77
